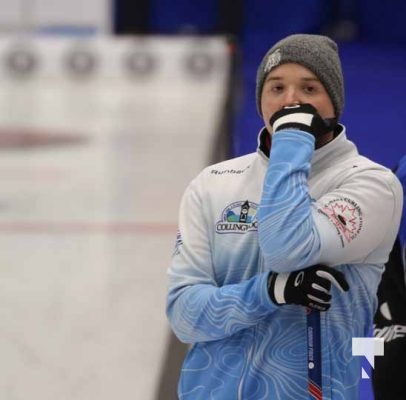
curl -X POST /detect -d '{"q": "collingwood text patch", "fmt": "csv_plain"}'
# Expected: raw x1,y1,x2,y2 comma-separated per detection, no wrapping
216,200,258,234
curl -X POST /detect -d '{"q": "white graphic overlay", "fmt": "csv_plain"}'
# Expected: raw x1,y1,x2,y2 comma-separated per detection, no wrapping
352,337,384,379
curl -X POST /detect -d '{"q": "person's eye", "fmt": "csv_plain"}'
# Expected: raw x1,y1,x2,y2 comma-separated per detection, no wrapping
271,85,283,93
304,86,315,94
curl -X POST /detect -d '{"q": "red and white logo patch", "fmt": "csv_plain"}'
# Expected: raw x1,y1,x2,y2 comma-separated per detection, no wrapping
321,197,363,243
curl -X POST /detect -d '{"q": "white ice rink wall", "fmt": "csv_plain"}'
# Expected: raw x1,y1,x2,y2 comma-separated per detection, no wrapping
0,0,111,33
0,35,232,399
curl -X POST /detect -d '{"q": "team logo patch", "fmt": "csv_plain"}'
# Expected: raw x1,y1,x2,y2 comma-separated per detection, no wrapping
172,230,183,256
374,302,406,343
264,48,281,73
216,200,258,234
321,197,363,243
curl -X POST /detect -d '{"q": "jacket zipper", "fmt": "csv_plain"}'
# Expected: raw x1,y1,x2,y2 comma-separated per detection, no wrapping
237,332,255,400
237,255,263,399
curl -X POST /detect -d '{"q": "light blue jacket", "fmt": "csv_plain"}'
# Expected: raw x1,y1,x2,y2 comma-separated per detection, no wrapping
167,127,402,399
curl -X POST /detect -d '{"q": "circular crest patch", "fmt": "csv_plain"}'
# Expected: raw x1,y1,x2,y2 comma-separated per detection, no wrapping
321,197,363,243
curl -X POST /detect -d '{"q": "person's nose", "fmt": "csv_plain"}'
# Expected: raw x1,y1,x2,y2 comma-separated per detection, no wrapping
281,87,300,108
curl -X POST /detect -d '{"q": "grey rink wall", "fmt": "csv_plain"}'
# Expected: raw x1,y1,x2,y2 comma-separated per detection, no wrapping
0,35,232,400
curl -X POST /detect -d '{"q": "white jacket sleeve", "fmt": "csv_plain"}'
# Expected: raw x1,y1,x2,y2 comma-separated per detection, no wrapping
257,130,403,272
167,176,277,344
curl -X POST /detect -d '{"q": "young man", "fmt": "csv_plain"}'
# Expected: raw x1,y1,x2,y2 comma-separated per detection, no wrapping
166,34,402,399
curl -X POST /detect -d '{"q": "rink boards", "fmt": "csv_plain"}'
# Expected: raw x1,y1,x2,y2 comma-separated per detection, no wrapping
0,35,231,400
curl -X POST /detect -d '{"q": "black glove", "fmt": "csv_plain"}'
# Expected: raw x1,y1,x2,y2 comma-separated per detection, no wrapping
267,264,349,311
269,103,337,138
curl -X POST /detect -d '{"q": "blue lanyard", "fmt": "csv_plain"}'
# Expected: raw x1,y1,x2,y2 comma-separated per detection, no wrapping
307,308,322,399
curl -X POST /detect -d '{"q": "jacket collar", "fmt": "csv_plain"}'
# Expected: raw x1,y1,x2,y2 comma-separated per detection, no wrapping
256,124,358,170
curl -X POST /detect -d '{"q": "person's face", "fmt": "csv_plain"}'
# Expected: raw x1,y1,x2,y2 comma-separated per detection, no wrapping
260,63,335,136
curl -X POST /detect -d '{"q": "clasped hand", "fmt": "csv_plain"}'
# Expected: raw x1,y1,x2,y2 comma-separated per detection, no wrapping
268,264,349,311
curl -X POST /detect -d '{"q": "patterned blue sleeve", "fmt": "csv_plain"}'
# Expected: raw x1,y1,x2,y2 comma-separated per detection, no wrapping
167,272,275,343
167,176,277,344
257,130,321,272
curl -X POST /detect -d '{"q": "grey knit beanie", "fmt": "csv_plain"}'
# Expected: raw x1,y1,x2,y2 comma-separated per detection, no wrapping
256,34,344,118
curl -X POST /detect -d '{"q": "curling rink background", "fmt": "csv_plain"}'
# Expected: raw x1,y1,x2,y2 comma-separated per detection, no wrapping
0,36,231,400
